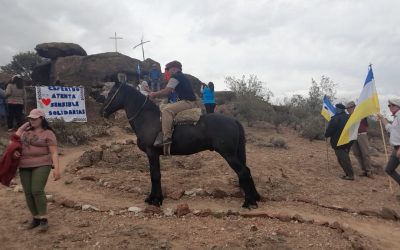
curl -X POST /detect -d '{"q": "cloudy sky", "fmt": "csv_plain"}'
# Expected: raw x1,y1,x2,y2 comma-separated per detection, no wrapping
0,0,399,108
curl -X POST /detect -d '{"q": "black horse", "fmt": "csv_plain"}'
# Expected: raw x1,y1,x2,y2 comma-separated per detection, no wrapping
101,82,261,208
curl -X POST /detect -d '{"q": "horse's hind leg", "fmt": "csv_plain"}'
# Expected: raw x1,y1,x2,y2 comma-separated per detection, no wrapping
223,155,260,208
145,152,164,206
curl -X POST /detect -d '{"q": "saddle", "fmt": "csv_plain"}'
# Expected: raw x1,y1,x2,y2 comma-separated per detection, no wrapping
173,108,202,125
156,107,202,155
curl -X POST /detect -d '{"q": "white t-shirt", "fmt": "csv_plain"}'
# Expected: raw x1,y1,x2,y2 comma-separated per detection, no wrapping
137,81,149,96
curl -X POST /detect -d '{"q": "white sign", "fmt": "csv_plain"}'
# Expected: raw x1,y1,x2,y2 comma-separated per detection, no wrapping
36,86,87,122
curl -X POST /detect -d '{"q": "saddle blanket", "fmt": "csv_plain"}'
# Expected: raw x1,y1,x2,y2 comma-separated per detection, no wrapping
174,108,202,125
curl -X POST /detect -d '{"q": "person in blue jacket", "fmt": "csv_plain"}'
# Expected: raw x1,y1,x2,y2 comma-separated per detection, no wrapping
201,82,216,114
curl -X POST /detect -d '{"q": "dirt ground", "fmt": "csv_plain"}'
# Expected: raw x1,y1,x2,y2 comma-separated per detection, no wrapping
1,122,400,250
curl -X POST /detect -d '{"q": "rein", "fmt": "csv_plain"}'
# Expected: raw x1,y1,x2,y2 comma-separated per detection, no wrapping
103,83,149,123
127,96,149,122
102,83,124,112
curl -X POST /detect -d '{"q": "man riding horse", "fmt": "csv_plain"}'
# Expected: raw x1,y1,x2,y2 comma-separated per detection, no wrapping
148,60,197,147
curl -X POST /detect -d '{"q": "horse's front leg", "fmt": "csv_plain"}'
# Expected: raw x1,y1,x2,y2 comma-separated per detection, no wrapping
145,151,164,206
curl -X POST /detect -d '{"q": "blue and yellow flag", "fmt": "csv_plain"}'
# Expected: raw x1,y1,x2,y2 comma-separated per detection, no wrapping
337,65,380,146
321,95,336,121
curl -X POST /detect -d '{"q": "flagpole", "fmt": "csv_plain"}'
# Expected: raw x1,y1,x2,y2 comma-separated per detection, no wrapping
325,120,330,173
379,120,393,193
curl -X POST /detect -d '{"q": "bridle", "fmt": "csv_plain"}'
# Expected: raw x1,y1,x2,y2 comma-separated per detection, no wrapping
102,83,124,113
103,82,149,123
127,96,148,122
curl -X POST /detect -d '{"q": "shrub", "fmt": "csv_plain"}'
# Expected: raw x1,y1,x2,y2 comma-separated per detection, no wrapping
269,136,288,149
50,119,109,145
300,117,325,141
225,75,274,126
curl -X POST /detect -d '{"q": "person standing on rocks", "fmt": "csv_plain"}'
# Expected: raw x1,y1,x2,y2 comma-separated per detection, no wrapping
325,103,355,180
149,63,161,92
13,108,61,232
345,101,373,177
0,83,7,127
5,76,24,132
377,98,400,190
201,82,216,114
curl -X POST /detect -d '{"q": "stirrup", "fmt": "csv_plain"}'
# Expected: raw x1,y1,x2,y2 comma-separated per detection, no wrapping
153,132,163,147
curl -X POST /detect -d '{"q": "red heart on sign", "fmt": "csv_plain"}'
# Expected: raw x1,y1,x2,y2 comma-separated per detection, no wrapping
41,98,51,106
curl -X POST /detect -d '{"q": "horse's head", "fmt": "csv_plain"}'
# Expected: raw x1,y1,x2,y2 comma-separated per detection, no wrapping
101,81,125,118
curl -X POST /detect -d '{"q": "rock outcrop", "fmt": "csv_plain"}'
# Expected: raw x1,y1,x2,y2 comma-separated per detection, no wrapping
35,42,87,59
50,52,141,85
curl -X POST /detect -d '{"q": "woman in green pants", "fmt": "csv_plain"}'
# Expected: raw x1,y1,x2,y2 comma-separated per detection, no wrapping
14,108,61,232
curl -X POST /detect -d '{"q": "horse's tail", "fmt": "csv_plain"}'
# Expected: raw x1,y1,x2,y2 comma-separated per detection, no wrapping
236,120,246,165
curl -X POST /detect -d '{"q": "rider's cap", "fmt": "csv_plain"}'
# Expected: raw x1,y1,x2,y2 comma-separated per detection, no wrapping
165,60,182,70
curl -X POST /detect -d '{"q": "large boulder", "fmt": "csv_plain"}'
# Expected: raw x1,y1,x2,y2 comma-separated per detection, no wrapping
35,42,87,59
50,52,141,86
31,62,51,84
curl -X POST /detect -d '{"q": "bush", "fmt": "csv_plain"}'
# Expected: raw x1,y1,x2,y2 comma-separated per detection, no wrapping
225,75,274,126
300,117,325,141
270,137,288,149
50,119,109,145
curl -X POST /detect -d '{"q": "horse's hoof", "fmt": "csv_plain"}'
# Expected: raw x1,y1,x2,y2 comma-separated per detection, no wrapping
144,196,163,206
242,201,258,209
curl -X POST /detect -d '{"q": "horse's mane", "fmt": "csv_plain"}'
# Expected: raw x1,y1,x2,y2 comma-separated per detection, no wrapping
121,83,160,111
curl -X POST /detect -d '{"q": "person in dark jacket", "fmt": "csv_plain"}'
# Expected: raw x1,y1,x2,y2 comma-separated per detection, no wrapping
325,103,355,180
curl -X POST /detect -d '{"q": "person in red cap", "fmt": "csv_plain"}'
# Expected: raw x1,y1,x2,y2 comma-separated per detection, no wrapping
149,60,197,146
13,108,61,232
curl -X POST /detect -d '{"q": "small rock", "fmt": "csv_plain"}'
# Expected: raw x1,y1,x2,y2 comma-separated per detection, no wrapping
358,210,380,217
82,204,100,211
46,194,54,202
163,208,174,217
128,206,143,213
292,214,305,223
76,221,90,227
276,213,292,222
13,185,23,193
184,188,203,197
60,199,76,208
194,209,211,217
210,188,228,199
64,180,73,185
80,176,97,182
250,225,258,232
110,144,123,153
144,205,162,214
125,139,134,145
175,203,191,217
168,189,184,200
315,220,329,226
329,221,344,232
380,207,399,221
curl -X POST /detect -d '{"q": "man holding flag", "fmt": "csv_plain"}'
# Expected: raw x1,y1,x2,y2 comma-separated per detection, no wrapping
337,65,380,146
325,103,355,180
